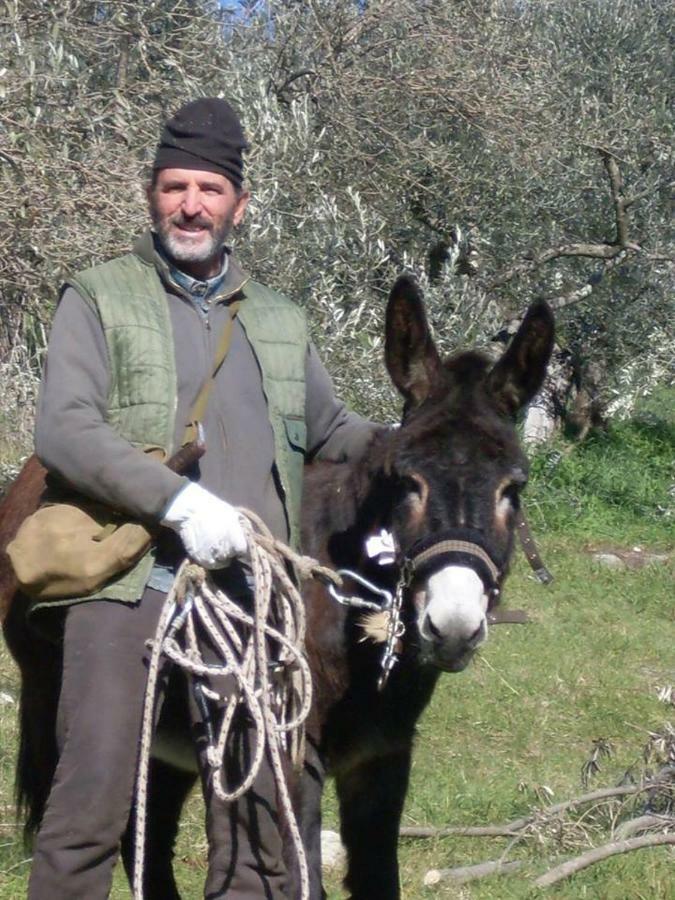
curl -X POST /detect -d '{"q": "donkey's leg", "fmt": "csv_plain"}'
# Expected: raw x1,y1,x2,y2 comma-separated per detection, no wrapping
335,749,411,900
120,758,198,900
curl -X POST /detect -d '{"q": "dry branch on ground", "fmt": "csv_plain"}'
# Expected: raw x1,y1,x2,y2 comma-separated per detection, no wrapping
417,760,674,890
534,832,675,888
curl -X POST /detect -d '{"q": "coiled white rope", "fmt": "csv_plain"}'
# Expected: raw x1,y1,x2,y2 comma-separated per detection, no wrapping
133,509,339,900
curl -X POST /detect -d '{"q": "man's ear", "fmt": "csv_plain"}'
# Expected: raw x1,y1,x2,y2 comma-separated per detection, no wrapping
233,189,250,227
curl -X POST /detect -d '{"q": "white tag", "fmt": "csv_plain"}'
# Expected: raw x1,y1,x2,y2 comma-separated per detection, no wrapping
365,529,396,566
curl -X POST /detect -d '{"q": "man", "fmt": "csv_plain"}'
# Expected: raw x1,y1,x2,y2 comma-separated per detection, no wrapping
28,98,376,899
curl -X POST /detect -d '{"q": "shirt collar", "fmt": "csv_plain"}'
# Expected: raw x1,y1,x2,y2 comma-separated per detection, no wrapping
152,233,229,305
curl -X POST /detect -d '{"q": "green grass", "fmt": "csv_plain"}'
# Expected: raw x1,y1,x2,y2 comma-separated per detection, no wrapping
1,418,673,897
527,419,674,546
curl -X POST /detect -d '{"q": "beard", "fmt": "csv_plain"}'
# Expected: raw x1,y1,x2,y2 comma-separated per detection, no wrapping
150,204,234,268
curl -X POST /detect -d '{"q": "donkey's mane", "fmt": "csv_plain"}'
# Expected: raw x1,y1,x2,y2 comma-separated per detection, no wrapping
442,349,492,385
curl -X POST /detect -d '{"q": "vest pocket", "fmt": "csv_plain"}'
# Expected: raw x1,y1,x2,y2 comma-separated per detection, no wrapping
282,415,307,455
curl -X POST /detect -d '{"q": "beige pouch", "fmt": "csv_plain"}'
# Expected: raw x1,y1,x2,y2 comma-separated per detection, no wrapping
7,500,153,600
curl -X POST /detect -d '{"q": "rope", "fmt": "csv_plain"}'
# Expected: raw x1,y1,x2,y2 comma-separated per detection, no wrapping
133,509,338,900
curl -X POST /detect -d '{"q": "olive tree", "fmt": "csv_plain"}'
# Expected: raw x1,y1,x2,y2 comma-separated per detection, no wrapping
0,0,672,471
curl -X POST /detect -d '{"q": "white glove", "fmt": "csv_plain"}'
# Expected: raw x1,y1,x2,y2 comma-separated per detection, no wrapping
161,482,247,569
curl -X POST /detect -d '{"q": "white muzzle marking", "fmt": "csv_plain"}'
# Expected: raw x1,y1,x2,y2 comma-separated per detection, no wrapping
419,565,489,649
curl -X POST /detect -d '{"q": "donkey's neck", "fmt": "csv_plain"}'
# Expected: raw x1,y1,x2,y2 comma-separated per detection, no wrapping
301,428,401,572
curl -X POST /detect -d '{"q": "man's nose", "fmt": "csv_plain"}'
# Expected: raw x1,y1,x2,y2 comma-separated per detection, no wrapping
181,187,203,217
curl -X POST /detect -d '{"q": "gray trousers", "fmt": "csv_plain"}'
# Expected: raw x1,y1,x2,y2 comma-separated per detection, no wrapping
27,585,289,899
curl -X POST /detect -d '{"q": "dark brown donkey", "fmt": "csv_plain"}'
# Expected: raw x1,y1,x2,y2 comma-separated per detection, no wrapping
0,275,553,899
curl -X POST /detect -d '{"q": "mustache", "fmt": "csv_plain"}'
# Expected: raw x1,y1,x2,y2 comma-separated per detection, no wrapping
171,214,213,230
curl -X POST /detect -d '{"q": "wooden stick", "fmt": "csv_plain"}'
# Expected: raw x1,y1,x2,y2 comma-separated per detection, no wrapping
401,823,525,838
424,859,524,886
614,814,675,841
535,833,675,888
400,778,672,841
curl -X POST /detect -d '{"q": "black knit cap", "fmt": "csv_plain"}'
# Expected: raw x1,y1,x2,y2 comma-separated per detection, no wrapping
153,98,248,189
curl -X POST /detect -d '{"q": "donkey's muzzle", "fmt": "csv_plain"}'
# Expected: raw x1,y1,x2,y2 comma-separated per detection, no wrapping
417,565,489,671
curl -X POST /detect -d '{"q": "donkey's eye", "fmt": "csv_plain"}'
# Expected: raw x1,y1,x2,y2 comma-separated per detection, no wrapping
496,471,525,505
500,467,528,501
511,467,528,487
500,483,521,505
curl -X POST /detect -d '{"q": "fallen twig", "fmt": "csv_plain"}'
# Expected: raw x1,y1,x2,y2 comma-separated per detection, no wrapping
535,833,675,888
401,823,525,838
400,777,672,842
424,858,524,886
614,814,675,841
536,779,671,819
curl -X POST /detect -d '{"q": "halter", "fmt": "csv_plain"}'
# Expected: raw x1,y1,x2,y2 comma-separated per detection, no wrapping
403,526,503,600
326,506,551,690
403,509,553,592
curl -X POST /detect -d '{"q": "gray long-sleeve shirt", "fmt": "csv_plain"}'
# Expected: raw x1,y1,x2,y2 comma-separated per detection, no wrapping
35,246,377,544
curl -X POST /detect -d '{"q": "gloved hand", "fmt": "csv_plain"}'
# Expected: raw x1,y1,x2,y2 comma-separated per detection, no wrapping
161,482,247,569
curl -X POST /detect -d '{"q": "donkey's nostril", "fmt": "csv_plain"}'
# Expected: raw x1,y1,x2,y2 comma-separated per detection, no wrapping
426,616,443,642
468,620,487,647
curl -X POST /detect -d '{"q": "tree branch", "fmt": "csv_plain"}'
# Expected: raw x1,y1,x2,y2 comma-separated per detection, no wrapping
600,150,629,247
534,833,675,888
545,249,631,313
538,779,672,819
485,242,624,292
485,149,641,296
401,823,526,838
424,859,524,886
615,814,675,841
401,776,673,842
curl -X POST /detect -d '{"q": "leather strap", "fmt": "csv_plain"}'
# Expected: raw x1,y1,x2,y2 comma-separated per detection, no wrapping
182,300,241,446
515,508,553,584
409,538,501,587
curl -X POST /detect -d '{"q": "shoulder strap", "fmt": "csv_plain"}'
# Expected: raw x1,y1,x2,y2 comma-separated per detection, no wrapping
181,301,241,446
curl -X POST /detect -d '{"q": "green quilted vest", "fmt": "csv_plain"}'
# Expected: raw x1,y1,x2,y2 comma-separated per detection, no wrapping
43,250,307,606
238,286,307,548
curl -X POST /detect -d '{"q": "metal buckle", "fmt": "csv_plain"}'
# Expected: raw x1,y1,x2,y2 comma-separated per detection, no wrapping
327,569,394,611
534,566,554,585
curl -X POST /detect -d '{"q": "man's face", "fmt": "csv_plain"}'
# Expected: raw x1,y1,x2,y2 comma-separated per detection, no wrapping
148,168,249,278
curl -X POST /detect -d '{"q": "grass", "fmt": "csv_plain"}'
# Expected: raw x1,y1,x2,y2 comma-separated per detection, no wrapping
1,415,673,897
527,419,674,546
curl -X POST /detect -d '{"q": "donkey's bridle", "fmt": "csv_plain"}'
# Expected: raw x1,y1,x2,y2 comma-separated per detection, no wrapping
403,508,552,594
403,528,502,602
326,505,551,689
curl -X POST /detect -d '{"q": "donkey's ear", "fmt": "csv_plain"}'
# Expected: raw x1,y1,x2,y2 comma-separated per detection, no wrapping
486,300,555,417
385,275,443,408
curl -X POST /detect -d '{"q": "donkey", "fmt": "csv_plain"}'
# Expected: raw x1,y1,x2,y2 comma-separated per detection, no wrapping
293,276,553,898
1,275,553,899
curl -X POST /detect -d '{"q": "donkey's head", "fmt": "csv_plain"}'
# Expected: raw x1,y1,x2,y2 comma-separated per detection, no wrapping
377,275,554,672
